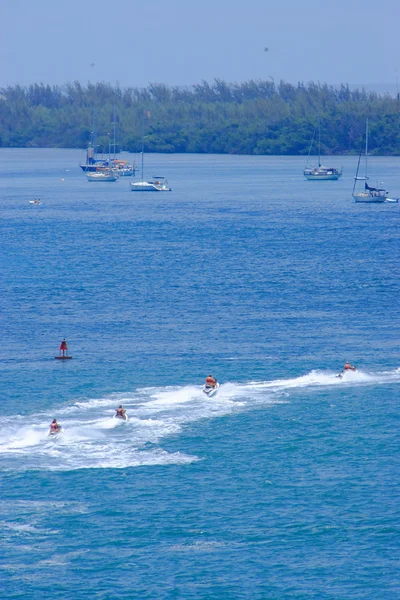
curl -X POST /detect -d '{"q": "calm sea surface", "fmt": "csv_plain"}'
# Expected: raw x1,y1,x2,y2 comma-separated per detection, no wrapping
0,149,399,599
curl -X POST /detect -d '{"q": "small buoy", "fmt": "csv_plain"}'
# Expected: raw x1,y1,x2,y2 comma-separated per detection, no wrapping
55,338,72,360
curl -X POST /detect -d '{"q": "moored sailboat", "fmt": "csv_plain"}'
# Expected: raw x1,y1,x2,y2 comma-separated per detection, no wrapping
352,119,388,203
304,119,342,180
131,112,171,192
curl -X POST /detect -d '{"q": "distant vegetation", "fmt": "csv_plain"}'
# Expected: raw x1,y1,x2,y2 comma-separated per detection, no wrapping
1,80,400,155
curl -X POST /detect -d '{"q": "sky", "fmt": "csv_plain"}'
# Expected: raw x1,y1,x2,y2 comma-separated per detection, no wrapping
1,0,399,91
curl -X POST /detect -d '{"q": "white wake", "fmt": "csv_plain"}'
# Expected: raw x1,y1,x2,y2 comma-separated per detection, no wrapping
0,367,398,471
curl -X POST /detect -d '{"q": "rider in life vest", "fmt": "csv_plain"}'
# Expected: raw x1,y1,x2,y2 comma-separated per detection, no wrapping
343,362,356,371
205,375,217,388
49,419,61,433
115,405,126,418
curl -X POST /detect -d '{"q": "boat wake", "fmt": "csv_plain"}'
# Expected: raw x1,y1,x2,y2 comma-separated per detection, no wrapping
0,367,399,472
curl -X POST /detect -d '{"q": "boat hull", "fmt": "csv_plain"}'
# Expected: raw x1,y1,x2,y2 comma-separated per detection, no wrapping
86,173,118,182
353,194,386,203
131,181,171,192
305,173,342,181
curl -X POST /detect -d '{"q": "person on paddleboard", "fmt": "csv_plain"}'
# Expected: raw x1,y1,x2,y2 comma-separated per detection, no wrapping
49,419,61,433
205,375,217,388
115,405,126,419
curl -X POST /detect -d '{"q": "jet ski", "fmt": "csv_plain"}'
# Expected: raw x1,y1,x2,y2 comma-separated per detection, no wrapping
48,427,62,437
202,382,219,397
113,413,129,421
336,368,357,379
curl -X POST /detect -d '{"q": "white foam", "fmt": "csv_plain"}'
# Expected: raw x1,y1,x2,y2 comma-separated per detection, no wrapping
248,367,399,391
0,367,398,472
147,385,201,406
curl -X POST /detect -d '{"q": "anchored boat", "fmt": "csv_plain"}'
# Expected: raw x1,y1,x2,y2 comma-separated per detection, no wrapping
353,119,388,203
304,119,342,180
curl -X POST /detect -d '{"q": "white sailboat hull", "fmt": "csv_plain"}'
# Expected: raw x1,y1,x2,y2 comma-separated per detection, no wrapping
305,172,342,181
353,193,386,203
352,119,392,205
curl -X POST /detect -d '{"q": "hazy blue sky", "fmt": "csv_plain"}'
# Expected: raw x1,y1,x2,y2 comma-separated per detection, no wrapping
1,0,399,90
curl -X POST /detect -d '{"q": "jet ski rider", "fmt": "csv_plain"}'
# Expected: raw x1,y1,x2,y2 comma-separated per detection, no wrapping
205,375,217,388
115,405,126,418
49,419,61,433
343,362,356,371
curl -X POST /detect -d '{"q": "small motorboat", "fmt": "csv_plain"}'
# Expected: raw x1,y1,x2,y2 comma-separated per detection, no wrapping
202,382,220,397
86,169,118,182
131,177,171,192
29,199,41,205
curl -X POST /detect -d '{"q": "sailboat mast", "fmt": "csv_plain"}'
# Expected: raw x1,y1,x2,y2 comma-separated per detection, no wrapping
318,117,321,167
141,115,144,181
353,149,362,194
113,105,116,161
365,118,369,180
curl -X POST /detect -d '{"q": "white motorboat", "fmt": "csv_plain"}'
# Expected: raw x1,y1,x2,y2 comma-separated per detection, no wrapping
86,170,118,182
202,382,219,397
304,119,342,180
131,177,171,192
29,199,41,205
353,119,388,203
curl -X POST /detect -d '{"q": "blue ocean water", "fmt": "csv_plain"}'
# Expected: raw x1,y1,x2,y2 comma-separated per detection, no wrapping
0,149,399,599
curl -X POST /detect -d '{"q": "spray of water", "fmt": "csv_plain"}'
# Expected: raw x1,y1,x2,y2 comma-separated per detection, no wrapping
0,368,398,471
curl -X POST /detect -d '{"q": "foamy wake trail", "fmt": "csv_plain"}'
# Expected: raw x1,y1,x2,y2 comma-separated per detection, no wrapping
247,367,400,391
0,367,398,471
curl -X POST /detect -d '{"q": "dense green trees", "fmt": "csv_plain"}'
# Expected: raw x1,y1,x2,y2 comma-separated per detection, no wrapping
0,79,399,155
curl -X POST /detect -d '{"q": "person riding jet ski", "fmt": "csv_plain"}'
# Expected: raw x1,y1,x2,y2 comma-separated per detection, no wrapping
343,362,356,371
337,362,357,378
49,419,62,435
115,405,127,420
205,375,217,389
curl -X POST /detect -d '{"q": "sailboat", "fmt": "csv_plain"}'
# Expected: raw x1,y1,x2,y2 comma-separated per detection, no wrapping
80,111,135,176
304,119,343,180
131,119,171,192
352,119,389,203
108,107,136,176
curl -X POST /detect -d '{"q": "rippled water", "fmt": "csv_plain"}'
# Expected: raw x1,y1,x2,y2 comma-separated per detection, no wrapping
0,150,399,599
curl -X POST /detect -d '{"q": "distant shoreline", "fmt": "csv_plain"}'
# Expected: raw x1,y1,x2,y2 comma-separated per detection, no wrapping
1,79,399,155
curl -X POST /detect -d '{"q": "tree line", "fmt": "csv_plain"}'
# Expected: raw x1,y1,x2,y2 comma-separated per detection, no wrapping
0,79,399,155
